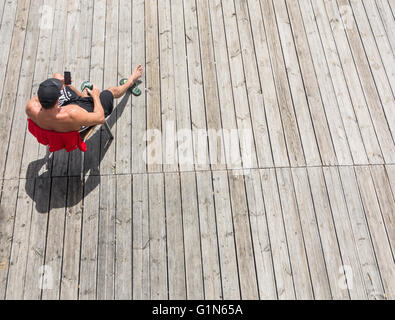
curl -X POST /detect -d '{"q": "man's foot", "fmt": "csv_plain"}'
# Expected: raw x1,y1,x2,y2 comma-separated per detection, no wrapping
119,65,144,96
121,65,144,87
132,64,143,82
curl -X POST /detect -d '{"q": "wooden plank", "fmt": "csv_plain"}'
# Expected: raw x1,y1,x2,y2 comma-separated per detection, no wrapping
196,0,227,171
4,179,34,300
79,175,100,300
375,0,395,55
0,0,31,179
350,0,395,95
307,167,350,299
46,0,67,75
222,0,260,170
0,0,6,26
132,174,150,300
83,0,106,177
354,166,395,299
149,173,167,299
115,175,132,299
291,168,332,299
244,170,277,300
389,0,395,17
100,0,118,175
212,171,240,299
184,0,211,171
272,0,338,166
260,169,295,300
97,175,116,300
296,0,371,165
115,0,132,175
0,0,17,102
345,0,395,138
23,178,51,300
246,0,289,167
324,0,395,163
260,0,306,167
41,177,67,300
273,0,323,166
171,0,194,172
158,0,178,173
195,171,222,300
145,0,162,173
180,172,204,299
338,166,385,299
362,0,395,92
3,0,42,179
309,0,384,165
323,167,368,299
164,173,186,299
286,0,354,166
0,179,19,299
232,0,275,168
208,0,242,170
228,171,259,299
386,165,395,198
370,166,395,258
68,0,94,177
131,0,147,174
60,177,83,300
355,167,395,299
276,168,314,299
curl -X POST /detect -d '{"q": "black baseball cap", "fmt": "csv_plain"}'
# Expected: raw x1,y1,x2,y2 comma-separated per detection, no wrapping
37,78,63,109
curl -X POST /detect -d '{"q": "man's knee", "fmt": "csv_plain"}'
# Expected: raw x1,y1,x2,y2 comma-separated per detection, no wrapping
52,73,63,80
107,87,118,97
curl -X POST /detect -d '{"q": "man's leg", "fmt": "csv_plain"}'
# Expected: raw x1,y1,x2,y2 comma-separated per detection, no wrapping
107,81,132,99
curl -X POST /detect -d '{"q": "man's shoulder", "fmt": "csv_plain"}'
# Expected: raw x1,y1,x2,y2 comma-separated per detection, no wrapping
26,96,39,107
26,96,40,118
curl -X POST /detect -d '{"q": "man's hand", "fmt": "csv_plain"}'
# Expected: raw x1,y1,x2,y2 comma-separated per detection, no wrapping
75,84,105,126
87,84,101,98
132,64,144,81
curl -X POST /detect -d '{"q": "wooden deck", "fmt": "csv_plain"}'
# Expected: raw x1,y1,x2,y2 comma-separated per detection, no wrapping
0,0,394,300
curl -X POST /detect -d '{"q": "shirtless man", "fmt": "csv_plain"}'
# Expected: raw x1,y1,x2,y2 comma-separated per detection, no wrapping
26,64,144,132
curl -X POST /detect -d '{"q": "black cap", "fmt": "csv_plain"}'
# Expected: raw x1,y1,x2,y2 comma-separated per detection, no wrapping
37,78,63,109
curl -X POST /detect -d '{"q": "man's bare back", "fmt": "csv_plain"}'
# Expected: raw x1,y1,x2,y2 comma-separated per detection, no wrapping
26,65,144,133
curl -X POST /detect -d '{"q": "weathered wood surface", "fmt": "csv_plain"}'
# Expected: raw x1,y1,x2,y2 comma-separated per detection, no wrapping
1,0,394,300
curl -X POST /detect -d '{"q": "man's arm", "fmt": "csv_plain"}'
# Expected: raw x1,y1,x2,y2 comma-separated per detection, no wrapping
67,85,83,97
25,96,41,119
71,85,105,127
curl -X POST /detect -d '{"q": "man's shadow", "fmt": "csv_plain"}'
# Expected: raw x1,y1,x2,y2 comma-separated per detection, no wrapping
25,91,132,213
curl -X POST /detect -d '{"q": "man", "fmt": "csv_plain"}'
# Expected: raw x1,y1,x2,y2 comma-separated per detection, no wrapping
26,64,143,132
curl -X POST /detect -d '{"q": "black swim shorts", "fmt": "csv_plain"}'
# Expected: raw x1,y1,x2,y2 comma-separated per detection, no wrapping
59,86,114,117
